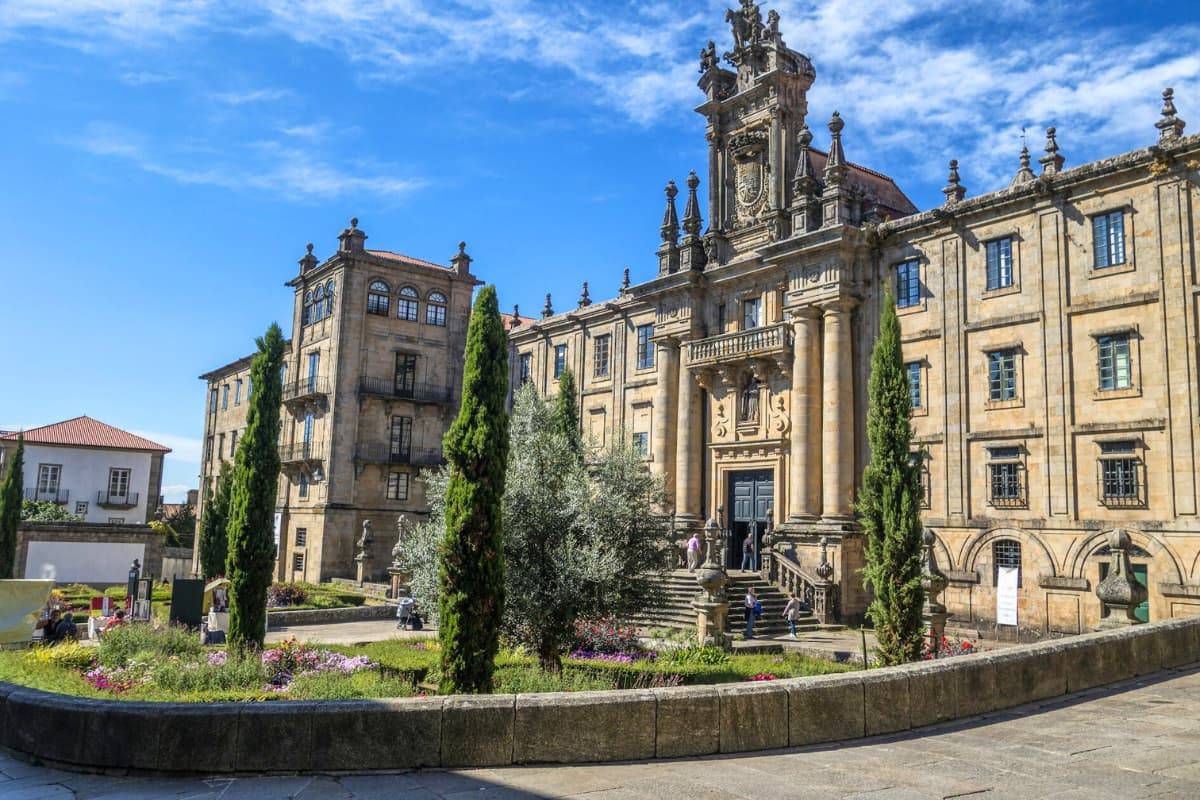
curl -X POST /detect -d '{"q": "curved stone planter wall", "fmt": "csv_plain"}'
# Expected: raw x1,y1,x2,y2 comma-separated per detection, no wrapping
1,618,1197,774
266,604,393,627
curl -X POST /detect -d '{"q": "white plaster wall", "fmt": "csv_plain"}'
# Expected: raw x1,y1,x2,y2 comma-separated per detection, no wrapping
22,444,153,524
24,541,146,583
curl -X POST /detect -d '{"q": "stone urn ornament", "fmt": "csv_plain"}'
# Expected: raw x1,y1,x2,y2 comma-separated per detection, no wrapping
1096,528,1147,628
692,517,731,649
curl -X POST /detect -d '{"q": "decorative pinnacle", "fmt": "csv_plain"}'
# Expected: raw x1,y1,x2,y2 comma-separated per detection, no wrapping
1039,126,1064,176
824,112,846,184
350,217,358,229
1012,141,1036,187
299,242,318,272
510,304,522,328
660,180,680,244
542,292,553,318
942,159,965,205
621,267,631,293
682,171,702,238
1156,87,1186,141
579,281,591,308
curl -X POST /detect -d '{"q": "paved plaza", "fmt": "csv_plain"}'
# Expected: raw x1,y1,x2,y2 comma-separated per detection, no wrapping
1,665,1198,799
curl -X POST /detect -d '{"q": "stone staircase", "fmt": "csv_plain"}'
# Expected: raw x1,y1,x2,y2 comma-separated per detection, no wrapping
631,570,819,639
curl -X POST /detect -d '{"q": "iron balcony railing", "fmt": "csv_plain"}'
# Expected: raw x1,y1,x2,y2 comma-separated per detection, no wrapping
97,491,139,509
687,322,793,366
359,376,453,405
24,488,69,504
355,442,445,467
279,442,324,463
282,376,330,402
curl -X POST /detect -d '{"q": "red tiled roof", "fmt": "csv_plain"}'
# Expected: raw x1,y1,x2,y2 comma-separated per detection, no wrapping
366,250,448,271
0,416,171,453
506,314,539,332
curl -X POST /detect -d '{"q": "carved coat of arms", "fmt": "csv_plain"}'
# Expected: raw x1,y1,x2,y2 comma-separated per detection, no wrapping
728,128,769,224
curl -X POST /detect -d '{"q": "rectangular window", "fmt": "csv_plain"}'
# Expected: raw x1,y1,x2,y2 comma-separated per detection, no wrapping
205,436,214,463
717,303,726,333
988,447,1023,506
108,468,131,499
307,351,320,391
632,432,649,457
394,353,417,395
988,349,1017,401
209,388,218,412
985,237,1014,290
75,501,88,516
230,430,238,456
593,335,611,378
295,528,307,548
519,353,532,385
895,259,921,308
234,379,243,406
222,384,230,410
397,290,419,321
636,324,655,370
390,416,412,459
1092,210,1127,268
298,473,308,499
1097,333,1132,391
906,361,922,409
292,552,305,572
554,344,567,379
387,471,410,500
217,433,225,459
742,298,760,330
303,413,314,445
1099,441,1141,505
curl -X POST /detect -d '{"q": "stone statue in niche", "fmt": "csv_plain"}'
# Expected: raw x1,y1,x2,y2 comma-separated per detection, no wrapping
739,377,760,423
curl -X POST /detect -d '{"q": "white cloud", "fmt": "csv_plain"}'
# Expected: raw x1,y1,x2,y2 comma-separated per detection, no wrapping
210,87,293,105
130,430,203,463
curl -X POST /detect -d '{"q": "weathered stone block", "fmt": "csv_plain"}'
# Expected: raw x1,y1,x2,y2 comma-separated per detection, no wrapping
5,689,90,765
907,662,959,728
1118,626,1167,677
718,681,788,753
1061,635,1109,692
514,690,655,764
786,672,865,746
951,654,997,718
307,697,443,771
80,701,164,770
1158,618,1200,668
991,643,1067,708
863,669,910,735
156,702,240,773
442,695,513,767
236,702,317,772
654,685,719,758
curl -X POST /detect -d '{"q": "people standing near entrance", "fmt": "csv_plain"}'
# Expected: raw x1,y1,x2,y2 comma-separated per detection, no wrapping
744,586,758,639
740,535,754,572
686,532,702,572
783,593,802,638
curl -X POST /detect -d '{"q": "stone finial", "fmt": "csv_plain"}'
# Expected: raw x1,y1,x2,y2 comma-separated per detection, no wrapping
815,536,834,581
824,112,846,185
621,267,631,293
1039,127,1064,176
793,124,817,190
391,514,408,568
1012,144,1036,187
1156,87,1186,141
942,159,965,205
451,240,472,275
660,180,680,244
509,305,522,328
682,171,703,239
578,281,591,308
338,216,367,253
298,242,318,273
920,529,947,614
541,292,553,318
1096,528,1148,628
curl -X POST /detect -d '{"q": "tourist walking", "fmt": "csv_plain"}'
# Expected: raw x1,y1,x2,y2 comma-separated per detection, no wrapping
744,586,758,639
686,532,702,571
782,593,802,638
740,535,754,572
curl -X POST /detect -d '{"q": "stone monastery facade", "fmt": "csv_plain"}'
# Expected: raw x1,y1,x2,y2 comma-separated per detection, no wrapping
506,0,1200,637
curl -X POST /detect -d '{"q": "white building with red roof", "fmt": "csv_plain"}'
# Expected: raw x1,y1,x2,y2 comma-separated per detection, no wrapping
0,416,170,525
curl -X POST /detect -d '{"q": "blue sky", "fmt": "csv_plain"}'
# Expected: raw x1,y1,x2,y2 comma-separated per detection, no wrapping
1,0,1197,501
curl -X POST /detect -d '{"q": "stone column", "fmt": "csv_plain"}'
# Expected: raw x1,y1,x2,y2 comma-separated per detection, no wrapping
788,310,819,521
675,358,702,525
821,302,854,519
652,338,679,509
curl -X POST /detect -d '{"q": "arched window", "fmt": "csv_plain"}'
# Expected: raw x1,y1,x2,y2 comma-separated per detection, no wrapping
367,280,390,316
397,286,419,321
426,291,447,326
313,285,325,322
992,539,1022,588
302,290,314,326
323,280,335,318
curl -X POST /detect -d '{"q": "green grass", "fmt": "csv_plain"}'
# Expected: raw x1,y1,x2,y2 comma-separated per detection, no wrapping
273,583,367,611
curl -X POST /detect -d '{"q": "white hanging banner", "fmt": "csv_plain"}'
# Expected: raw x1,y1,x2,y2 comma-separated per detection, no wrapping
996,566,1019,626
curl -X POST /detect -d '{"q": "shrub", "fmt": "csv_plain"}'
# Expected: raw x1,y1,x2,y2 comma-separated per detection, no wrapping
571,618,640,654
661,645,731,666
266,583,309,608
25,642,95,672
150,652,267,693
288,670,417,700
492,665,614,694
97,622,201,669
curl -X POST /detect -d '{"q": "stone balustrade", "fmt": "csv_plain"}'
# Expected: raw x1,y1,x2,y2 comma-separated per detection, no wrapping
686,322,793,367
0,617,1196,773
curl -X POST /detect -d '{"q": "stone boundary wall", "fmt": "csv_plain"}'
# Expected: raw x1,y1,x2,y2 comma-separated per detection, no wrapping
1,618,1197,775
17,523,166,586
266,604,393,627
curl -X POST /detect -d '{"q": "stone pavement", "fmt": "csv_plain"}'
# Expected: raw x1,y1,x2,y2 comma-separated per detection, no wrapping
3,665,1199,799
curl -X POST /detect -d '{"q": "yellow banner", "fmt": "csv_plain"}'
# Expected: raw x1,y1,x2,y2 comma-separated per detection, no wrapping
0,580,54,646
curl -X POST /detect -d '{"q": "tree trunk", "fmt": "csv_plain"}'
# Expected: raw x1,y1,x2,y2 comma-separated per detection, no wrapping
538,638,562,674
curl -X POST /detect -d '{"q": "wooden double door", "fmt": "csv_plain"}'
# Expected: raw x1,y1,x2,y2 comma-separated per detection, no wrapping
727,470,773,570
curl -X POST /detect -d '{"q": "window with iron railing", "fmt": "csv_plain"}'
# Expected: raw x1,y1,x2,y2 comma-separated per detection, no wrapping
993,539,1022,587
987,447,1025,507
1099,440,1142,506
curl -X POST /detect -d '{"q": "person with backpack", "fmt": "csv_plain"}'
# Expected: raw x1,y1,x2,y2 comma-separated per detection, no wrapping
782,593,802,638
744,586,759,639
740,535,754,572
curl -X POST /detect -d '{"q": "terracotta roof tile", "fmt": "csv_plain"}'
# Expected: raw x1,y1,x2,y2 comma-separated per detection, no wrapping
366,250,448,271
0,416,171,453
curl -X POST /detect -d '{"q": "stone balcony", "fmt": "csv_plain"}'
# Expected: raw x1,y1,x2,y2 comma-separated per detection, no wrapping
686,322,793,369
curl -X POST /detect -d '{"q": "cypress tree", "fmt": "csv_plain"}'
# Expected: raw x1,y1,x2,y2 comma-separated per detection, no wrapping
552,367,582,458
226,323,285,648
438,285,509,693
0,433,23,578
857,292,926,665
198,463,233,580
